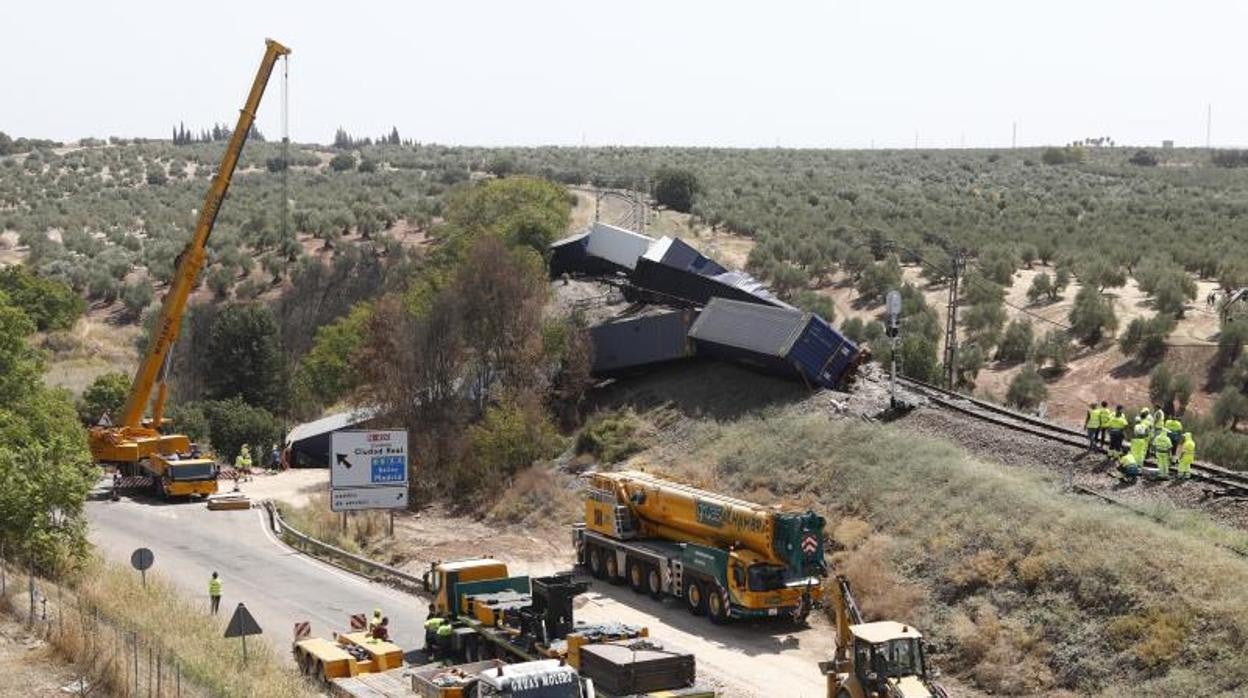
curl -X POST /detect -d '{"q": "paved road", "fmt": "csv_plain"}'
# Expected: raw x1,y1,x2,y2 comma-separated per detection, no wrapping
87,479,831,697
86,483,428,661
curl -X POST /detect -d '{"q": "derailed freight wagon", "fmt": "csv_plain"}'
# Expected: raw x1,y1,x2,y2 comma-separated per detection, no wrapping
688,297,864,388
550,223,655,278
589,308,698,374
627,257,788,309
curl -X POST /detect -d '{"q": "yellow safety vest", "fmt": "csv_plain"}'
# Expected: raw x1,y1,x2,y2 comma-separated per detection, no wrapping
1085,409,1100,428
1180,438,1195,468
209,577,222,596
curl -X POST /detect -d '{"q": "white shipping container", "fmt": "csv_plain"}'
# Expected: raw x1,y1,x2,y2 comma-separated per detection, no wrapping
585,222,654,270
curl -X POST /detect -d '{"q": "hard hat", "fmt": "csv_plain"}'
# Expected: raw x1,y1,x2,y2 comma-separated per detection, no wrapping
374,608,382,616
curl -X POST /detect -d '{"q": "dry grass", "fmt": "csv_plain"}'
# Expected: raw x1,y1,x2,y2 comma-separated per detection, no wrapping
661,411,1248,696
280,492,389,556
1,558,307,697
75,560,307,697
487,465,580,526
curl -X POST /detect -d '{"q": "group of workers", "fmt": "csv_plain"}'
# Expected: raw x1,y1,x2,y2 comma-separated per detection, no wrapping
367,607,391,642
424,615,456,658
1084,401,1196,482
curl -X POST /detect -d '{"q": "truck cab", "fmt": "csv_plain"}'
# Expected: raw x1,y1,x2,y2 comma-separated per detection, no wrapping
475,660,594,698
422,558,520,616
822,621,944,698
147,453,218,498
723,547,821,620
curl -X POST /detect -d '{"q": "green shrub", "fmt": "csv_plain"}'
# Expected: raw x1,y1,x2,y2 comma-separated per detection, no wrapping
78,371,130,424
1006,363,1047,410
0,265,84,330
576,410,647,463
996,319,1034,363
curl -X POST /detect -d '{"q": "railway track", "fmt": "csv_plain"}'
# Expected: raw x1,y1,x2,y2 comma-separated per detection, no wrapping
895,376,1248,496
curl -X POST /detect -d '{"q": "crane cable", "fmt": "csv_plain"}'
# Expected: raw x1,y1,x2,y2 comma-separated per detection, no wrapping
281,52,290,255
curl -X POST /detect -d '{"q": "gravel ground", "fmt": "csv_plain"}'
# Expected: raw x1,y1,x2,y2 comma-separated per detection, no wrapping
898,404,1248,535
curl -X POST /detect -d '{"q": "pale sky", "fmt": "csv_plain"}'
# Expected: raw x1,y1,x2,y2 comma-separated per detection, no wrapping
5,0,1247,149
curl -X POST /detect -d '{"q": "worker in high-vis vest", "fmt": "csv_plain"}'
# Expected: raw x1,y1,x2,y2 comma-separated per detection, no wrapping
209,571,223,615
235,444,253,482
1097,401,1112,446
424,617,445,651
1164,416,1183,456
1138,408,1155,456
1178,432,1196,480
1130,420,1150,464
1152,431,1173,479
1085,403,1101,450
1116,451,1140,482
435,620,454,659
1106,406,1128,458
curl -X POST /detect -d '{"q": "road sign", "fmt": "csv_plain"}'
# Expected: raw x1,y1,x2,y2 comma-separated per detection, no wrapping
293,621,311,641
331,485,408,512
130,547,154,587
330,429,409,512
225,603,263,638
130,548,154,572
225,603,263,665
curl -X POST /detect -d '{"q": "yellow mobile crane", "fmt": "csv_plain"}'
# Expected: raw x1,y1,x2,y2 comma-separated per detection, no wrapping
820,575,947,698
89,39,291,498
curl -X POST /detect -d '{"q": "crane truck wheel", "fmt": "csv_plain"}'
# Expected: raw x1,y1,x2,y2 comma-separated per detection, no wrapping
685,580,706,616
706,585,728,624
646,567,663,599
604,551,622,583
627,560,645,593
588,546,605,579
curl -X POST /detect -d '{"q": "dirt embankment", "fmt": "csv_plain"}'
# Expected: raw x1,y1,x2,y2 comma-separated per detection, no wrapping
0,614,93,698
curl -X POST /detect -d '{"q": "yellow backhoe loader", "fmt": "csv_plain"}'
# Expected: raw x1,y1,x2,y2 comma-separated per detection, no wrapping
819,575,948,698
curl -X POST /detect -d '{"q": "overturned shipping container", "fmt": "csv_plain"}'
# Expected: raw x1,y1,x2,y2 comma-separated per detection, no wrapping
589,308,698,374
548,223,655,278
627,256,789,309
688,297,862,388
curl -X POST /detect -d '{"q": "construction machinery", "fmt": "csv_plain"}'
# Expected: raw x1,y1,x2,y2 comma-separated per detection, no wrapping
294,625,404,684
411,659,594,698
87,38,290,498
420,562,712,697
819,575,947,698
573,471,827,623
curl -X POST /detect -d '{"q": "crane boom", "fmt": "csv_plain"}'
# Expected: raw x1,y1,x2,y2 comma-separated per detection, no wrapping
119,38,290,428
90,39,289,472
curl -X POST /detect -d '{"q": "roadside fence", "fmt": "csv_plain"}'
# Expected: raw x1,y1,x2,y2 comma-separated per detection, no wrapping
0,551,195,698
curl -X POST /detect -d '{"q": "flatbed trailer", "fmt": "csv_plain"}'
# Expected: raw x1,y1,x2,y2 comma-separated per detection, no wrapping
294,631,404,683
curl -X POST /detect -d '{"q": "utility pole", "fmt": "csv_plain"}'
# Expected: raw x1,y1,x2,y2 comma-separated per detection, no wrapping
887,290,902,410
1207,104,1212,149
1012,122,1017,149
943,251,964,389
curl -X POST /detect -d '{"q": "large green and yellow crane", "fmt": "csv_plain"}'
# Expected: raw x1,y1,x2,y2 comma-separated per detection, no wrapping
89,38,290,497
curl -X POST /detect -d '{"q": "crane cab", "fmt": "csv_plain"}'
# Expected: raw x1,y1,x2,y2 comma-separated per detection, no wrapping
822,621,941,698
